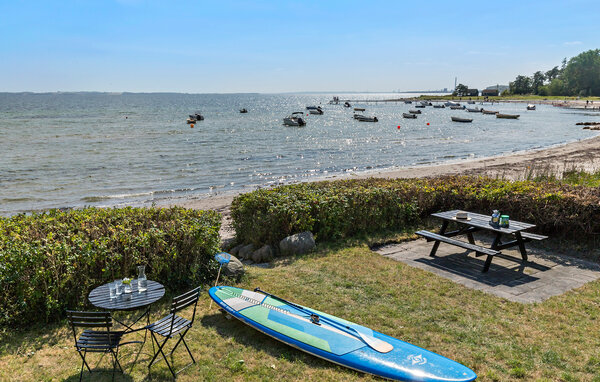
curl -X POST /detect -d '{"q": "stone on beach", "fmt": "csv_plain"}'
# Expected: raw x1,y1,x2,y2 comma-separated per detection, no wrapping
238,244,255,260
252,245,274,263
279,232,316,257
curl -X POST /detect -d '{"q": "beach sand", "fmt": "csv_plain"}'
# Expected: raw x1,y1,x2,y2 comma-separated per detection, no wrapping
172,135,600,241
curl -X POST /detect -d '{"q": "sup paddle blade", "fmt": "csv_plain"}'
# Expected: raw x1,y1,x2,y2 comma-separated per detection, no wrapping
214,252,231,265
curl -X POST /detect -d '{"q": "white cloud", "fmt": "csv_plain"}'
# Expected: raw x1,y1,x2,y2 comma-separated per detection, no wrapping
564,41,582,46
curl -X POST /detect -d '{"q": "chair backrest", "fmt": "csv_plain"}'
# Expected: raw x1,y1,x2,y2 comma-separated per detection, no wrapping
66,310,113,345
167,286,201,334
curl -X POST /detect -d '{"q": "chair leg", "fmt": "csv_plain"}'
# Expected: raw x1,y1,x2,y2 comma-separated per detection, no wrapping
148,332,177,377
180,334,195,364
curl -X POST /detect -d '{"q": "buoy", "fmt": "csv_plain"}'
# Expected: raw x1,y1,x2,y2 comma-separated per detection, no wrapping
427,122,430,125
397,125,401,129
190,124,194,128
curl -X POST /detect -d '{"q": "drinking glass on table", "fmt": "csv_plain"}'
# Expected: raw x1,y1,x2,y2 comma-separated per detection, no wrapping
115,279,123,296
109,282,117,299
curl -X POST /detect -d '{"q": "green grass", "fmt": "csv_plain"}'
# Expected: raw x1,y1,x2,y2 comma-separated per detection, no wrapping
1,243,600,381
413,94,600,101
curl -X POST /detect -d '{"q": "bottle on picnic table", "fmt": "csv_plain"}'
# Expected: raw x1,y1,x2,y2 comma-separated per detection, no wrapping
490,210,500,227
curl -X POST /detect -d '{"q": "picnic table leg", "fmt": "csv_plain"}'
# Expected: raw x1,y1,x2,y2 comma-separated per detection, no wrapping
466,232,475,245
483,255,493,272
514,232,528,261
491,232,502,249
429,221,449,257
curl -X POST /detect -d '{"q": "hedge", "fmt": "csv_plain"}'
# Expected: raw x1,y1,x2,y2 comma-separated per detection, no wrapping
231,176,600,246
0,207,221,328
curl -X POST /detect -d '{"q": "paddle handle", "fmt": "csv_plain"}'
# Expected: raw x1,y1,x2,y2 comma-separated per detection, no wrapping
208,265,223,310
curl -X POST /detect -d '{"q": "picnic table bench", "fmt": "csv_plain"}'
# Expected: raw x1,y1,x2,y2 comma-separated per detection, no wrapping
417,210,548,272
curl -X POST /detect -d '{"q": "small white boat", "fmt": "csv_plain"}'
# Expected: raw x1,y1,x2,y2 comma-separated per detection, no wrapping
283,112,306,126
450,105,465,110
451,116,473,123
527,104,536,110
307,106,324,115
466,107,482,112
189,113,204,121
445,101,461,107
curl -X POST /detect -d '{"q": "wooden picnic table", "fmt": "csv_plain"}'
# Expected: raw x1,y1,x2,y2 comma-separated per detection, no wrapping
416,209,547,272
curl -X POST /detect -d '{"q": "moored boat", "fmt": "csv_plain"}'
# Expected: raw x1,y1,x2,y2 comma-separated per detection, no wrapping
415,104,426,108
496,113,520,119
450,105,465,110
402,113,417,119
189,113,204,121
527,104,536,110
408,110,421,114
354,114,378,122
344,102,351,108
307,106,324,115
283,112,306,126
451,116,473,123
433,104,445,108
466,108,482,112
186,117,196,124
404,100,412,104
240,108,248,113
481,110,498,115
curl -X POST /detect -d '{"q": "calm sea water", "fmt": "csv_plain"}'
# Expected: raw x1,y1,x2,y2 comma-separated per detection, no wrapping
0,92,597,215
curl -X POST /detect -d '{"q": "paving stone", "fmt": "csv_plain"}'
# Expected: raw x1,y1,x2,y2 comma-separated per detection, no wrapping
374,238,600,304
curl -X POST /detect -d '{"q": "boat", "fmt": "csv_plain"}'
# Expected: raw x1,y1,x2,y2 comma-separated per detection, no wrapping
186,117,196,124
433,104,445,108
466,108,482,112
450,105,465,110
354,114,378,122
482,110,498,115
420,101,432,106
451,116,473,123
283,112,306,126
408,110,421,114
402,113,417,119
209,286,477,382
527,104,536,110
240,108,248,113
353,107,366,112
189,113,204,121
445,101,460,107
415,104,426,108
404,100,412,104
467,101,475,104
496,113,520,119
344,102,351,108
307,106,324,115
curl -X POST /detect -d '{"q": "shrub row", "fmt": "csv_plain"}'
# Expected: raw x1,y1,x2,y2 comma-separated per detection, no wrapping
0,207,221,328
231,176,600,246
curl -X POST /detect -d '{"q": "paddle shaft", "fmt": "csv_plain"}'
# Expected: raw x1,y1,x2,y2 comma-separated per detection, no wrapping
253,287,391,353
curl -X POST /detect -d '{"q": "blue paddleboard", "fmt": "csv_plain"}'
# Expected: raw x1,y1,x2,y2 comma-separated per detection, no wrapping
209,286,477,381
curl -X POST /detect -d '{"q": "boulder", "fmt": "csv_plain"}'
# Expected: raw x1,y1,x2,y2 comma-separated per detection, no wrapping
222,255,245,279
252,245,274,263
229,244,244,257
238,244,255,260
279,232,316,257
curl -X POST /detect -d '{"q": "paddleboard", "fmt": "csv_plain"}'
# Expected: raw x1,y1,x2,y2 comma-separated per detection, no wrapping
209,286,477,381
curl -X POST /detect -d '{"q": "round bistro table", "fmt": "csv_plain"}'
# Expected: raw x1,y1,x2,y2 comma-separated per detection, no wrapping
88,280,165,336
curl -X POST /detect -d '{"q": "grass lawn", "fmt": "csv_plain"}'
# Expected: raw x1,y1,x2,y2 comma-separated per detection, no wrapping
1,243,600,381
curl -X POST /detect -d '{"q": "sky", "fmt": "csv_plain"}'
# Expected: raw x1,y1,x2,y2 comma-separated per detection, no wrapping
0,0,597,93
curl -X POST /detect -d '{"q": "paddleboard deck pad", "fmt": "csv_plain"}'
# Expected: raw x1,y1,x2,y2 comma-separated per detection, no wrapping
209,286,477,381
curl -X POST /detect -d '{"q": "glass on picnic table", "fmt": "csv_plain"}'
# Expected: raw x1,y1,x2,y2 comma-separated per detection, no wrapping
114,279,123,296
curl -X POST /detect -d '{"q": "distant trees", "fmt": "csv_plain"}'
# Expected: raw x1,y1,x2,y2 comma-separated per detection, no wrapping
505,49,600,96
453,83,469,96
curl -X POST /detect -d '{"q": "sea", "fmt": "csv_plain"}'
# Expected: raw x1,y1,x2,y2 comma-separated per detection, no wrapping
0,92,598,215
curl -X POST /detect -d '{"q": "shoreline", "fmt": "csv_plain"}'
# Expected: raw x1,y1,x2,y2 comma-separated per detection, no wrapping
171,134,600,240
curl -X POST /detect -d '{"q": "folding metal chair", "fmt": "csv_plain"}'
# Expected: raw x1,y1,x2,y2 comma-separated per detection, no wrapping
146,286,201,378
66,310,125,382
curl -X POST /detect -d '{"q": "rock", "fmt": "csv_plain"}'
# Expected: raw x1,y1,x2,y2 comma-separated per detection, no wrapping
229,244,244,257
238,244,255,260
252,245,274,263
279,232,316,257
222,255,245,278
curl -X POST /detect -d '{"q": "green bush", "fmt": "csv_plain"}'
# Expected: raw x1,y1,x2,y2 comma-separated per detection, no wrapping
231,176,600,246
0,207,221,328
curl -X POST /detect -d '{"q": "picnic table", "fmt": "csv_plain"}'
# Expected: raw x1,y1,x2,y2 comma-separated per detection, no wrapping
416,209,547,272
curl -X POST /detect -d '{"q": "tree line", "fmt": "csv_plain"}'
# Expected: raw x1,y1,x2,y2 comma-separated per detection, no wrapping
506,49,600,96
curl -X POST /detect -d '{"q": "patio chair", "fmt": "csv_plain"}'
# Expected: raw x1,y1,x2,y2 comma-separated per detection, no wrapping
146,286,201,378
66,310,125,382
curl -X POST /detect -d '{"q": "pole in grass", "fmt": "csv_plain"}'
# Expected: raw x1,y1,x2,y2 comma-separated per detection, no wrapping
209,252,231,309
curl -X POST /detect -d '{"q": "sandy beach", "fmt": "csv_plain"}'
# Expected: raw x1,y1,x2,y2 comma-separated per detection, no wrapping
171,134,600,241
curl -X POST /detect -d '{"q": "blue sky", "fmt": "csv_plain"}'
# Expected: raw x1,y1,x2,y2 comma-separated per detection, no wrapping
0,0,596,93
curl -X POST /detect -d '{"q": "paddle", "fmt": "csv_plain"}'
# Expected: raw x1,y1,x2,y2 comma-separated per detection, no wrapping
253,287,393,353
209,253,231,309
